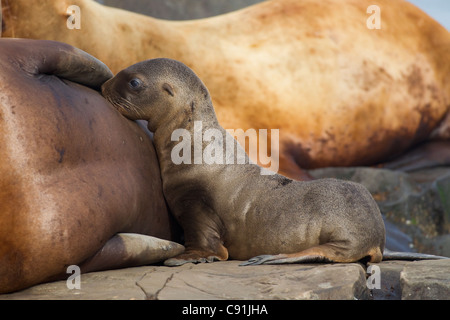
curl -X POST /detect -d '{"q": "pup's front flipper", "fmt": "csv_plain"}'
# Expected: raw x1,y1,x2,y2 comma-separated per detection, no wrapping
164,245,229,267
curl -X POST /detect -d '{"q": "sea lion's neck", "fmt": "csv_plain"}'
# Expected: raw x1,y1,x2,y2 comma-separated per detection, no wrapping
153,95,219,141
151,98,248,177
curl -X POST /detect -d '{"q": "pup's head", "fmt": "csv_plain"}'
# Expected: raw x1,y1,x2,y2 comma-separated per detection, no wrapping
101,58,210,131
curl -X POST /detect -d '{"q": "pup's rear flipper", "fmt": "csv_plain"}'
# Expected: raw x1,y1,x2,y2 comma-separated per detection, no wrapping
382,248,448,261
239,254,333,266
239,243,381,266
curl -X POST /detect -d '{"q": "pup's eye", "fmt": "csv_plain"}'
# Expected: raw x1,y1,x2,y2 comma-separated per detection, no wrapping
129,78,142,89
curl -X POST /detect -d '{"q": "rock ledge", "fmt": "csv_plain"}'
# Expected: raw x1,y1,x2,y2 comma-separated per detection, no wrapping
1,260,449,300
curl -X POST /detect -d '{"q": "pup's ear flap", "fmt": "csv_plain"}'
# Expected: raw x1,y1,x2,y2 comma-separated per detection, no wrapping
162,83,175,97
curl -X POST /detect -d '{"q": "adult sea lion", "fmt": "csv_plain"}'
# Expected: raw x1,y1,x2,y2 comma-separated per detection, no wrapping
0,39,183,294
3,0,450,179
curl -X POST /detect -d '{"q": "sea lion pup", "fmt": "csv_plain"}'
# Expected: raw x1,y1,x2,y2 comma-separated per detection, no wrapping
102,58,438,266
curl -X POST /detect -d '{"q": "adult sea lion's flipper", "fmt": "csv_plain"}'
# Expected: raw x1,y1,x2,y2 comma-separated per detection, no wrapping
79,233,185,273
5,38,113,90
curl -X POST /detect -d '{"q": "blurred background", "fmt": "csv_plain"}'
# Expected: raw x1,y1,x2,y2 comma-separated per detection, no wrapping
95,0,263,20
407,0,449,30
96,0,449,30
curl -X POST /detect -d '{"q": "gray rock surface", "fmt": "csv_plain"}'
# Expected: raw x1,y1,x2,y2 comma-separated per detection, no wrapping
96,0,264,20
400,259,450,300
367,261,410,300
136,262,369,300
1,259,449,300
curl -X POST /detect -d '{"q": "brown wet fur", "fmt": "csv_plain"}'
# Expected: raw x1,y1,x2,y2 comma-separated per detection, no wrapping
3,0,449,179
165,247,229,266
0,39,179,294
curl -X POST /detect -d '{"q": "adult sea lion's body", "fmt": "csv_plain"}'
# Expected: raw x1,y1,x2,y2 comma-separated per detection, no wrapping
102,58,387,265
3,0,450,179
0,39,183,294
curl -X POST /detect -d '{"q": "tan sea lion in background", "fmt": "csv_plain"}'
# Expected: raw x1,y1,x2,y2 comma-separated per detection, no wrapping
102,58,449,266
0,39,183,294
3,0,449,179
102,58,387,265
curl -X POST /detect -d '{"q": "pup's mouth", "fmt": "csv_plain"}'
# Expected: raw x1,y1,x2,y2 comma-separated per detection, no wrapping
100,80,111,100
101,83,125,112
101,83,145,121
